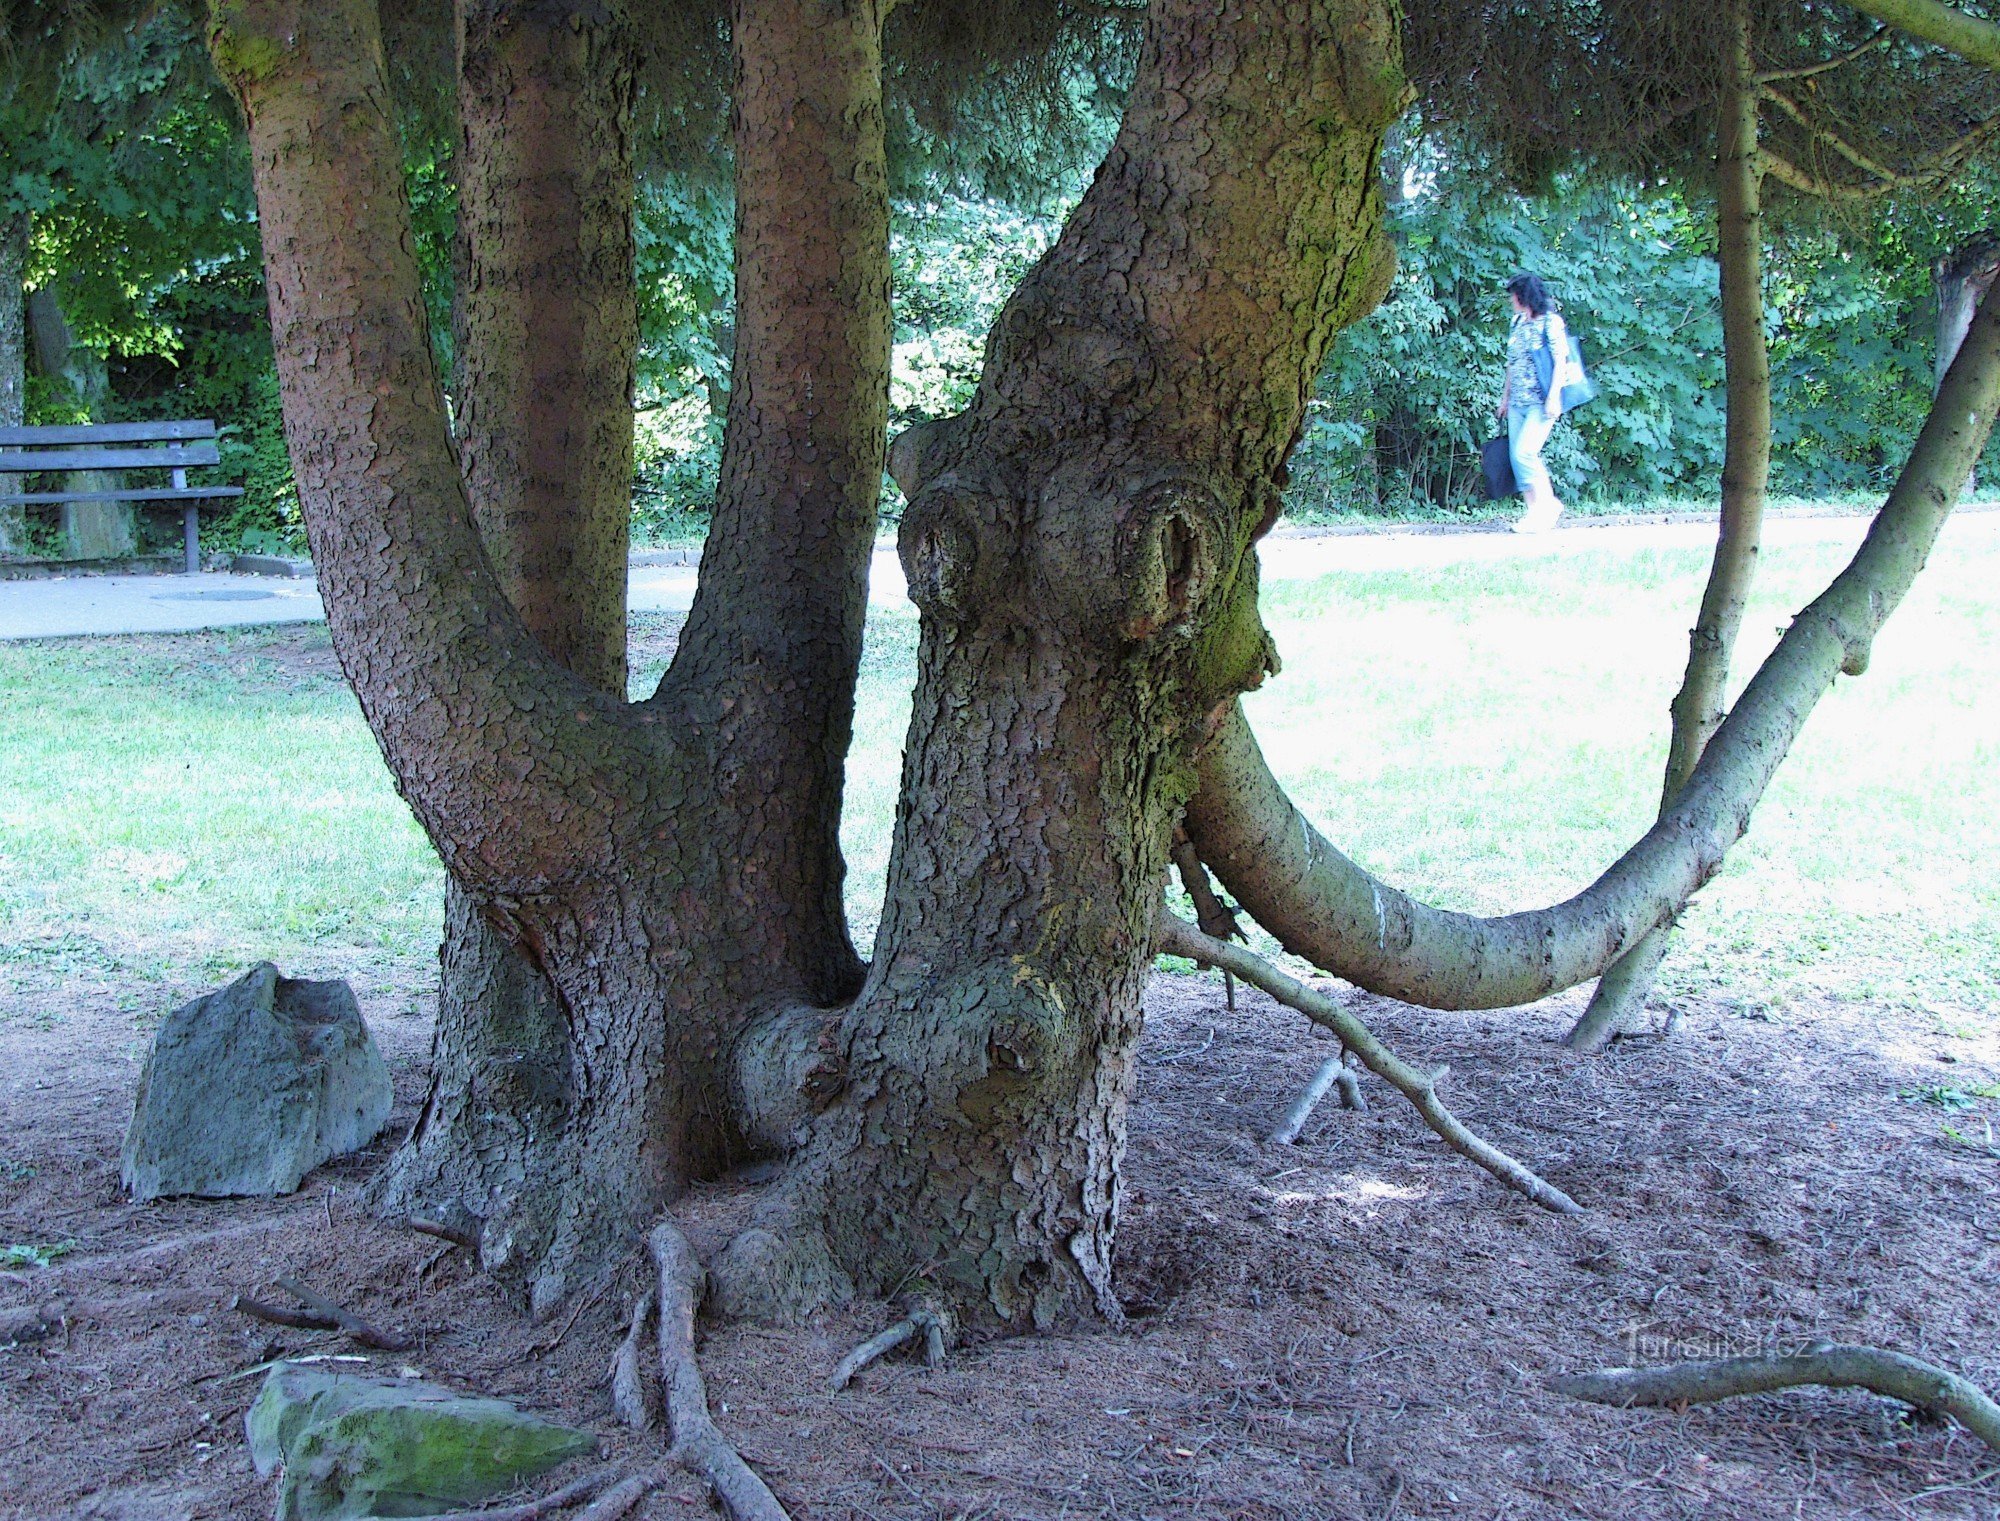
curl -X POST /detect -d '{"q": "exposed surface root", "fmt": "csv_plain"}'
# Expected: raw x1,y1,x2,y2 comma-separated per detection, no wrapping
412,1463,629,1520
648,1221,794,1521
828,1305,949,1392
610,1288,657,1430
830,1318,919,1391
1158,909,1584,1215
1554,1344,2000,1453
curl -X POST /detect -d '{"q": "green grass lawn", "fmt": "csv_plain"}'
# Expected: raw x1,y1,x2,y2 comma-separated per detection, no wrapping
2,519,1995,1024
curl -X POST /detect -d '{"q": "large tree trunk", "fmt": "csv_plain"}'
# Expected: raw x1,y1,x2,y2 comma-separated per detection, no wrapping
25,285,135,559
1934,233,2000,496
712,0,1405,1331
1567,0,1771,1050
218,0,889,1310
370,0,642,1284
0,209,26,554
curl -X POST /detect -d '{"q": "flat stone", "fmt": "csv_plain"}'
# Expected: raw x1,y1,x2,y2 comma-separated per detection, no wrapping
246,1363,595,1520
122,964,393,1201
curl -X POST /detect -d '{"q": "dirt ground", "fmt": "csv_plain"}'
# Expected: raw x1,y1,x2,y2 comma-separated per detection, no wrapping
2,956,1998,1520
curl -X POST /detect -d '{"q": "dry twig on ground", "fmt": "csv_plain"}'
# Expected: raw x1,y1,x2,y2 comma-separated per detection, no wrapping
1554,1344,2000,1453
273,1274,413,1351
1157,908,1583,1215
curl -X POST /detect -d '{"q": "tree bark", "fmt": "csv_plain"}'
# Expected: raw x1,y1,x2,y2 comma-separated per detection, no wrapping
25,285,135,559
217,0,890,1309
371,0,644,1286
1568,0,1771,1050
712,0,1405,1330
0,209,26,554
654,0,892,1005
1186,274,2000,1012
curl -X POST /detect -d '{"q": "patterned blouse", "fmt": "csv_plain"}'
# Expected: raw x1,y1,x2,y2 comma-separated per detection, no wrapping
1506,310,1569,408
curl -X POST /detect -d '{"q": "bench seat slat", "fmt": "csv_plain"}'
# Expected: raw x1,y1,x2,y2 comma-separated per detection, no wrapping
0,486,246,506
0,421,218,446
0,444,223,472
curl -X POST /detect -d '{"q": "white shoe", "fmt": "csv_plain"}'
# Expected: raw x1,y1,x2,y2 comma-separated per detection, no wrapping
1513,502,1562,534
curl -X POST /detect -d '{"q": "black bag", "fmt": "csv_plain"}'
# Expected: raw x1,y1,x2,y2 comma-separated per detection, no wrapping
1532,318,1598,412
1481,435,1517,500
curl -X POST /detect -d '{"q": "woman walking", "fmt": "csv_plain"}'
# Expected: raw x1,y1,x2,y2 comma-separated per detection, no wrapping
1496,273,1571,533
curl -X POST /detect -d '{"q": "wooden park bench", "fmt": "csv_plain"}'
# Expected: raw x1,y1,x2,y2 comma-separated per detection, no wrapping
0,420,246,574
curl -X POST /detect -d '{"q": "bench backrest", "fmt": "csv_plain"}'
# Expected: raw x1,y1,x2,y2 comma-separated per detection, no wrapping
0,421,222,474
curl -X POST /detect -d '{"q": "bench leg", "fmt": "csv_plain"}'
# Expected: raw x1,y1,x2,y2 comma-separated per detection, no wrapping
183,504,200,575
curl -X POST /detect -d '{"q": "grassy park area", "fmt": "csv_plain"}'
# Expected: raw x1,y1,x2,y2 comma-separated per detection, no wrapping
4,521,1995,1029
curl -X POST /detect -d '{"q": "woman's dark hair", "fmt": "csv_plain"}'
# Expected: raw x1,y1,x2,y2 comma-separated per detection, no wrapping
1506,273,1551,316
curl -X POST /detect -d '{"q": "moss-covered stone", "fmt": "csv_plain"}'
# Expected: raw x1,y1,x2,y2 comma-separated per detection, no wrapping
246,1363,595,1519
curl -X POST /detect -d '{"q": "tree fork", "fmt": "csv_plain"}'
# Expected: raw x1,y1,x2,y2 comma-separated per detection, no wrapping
1186,274,2000,1014
1569,0,1771,1051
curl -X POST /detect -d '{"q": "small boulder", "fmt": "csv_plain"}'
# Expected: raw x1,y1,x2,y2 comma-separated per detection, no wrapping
122,964,393,1201
246,1362,596,1520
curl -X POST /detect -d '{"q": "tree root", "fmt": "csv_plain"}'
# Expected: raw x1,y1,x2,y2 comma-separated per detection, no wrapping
829,1308,947,1392
1268,1048,1364,1145
648,1221,793,1521
1553,1343,2000,1453
408,1463,629,1520
610,1288,657,1430
1157,909,1583,1215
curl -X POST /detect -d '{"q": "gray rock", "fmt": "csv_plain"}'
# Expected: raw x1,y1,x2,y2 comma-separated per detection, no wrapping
246,1362,595,1520
122,964,393,1201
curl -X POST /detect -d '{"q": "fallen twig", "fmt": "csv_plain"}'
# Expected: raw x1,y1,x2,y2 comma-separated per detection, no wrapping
410,1463,629,1520
648,1221,793,1521
830,1318,919,1391
274,1275,414,1352
231,1294,340,1333
408,1215,479,1250
611,1289,657,1430
1157,908,1583,1215
1553,1344,2000,1453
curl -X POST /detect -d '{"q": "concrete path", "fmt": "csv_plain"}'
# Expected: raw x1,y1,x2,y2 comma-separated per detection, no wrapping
5,507,1996,641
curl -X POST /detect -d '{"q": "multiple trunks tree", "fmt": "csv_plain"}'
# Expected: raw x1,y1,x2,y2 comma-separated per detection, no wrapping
208,0,2000,1333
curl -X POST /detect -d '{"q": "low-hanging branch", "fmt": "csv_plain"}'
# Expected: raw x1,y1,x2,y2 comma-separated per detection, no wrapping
1754,26,1890,83
1185,274,2000,1014
1849,0,2000,75
1759,87,2000,193
1156,909,1583,1215
1554,1344,2000,1454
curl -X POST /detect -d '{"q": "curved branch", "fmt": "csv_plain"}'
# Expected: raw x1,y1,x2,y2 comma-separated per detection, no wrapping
1554,1344,2000,1453
1188,276,2000,1011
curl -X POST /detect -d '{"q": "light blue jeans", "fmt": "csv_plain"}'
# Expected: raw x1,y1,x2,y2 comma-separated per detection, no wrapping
1507,399,1556,497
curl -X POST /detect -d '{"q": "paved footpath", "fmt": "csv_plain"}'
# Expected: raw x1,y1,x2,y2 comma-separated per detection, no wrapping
4,507,1995,642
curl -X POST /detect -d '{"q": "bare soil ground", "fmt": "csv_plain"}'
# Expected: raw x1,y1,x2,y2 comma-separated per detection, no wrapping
3,959,1998,1521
